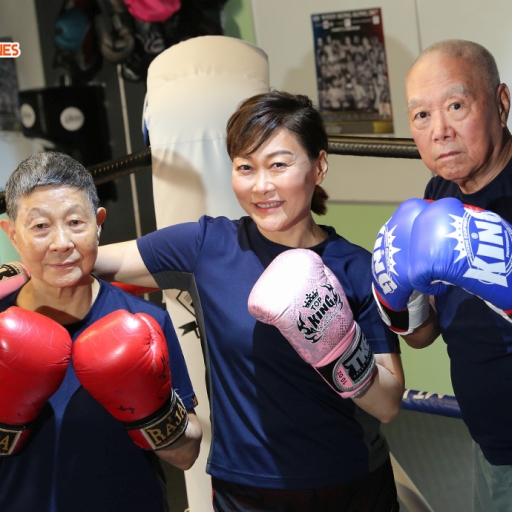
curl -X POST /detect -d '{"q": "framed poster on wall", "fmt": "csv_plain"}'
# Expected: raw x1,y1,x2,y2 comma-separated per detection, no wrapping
311,7,394,135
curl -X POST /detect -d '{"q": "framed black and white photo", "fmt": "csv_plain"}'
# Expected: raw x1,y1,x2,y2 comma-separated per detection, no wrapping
311,8,394,135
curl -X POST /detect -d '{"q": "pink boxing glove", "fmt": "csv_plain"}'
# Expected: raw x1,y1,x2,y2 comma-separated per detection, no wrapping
248,249,376,398
0,262,30,300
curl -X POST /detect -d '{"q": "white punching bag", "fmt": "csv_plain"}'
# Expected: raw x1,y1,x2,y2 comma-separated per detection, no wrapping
144,35,269,512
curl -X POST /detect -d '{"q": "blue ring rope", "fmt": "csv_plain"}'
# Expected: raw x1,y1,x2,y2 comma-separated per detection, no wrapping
402,389,462,419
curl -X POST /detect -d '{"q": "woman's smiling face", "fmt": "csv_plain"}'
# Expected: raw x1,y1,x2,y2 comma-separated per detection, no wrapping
231,127,327,245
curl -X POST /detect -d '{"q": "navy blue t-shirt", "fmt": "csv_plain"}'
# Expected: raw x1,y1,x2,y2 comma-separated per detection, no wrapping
424,157,512,465
137,216,399,489
0,280,196,512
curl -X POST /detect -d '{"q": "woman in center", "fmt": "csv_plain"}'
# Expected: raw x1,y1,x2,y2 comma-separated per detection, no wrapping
96,90,404,511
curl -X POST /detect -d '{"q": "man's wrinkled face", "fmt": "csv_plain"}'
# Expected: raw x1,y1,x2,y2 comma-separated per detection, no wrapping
406,52,507,191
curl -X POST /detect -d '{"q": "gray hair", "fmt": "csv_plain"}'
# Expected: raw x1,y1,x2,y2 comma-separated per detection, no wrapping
5,151,99,221
410,39,501,96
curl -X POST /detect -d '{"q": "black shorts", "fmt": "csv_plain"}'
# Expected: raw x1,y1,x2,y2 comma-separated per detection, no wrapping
212,457,399,512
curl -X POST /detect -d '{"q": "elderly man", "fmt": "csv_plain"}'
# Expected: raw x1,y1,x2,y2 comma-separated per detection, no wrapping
0,151,201,512
372,39,512,511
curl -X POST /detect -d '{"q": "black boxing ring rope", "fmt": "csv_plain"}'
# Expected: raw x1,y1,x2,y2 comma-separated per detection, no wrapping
0,136,421,214
327,135,421,159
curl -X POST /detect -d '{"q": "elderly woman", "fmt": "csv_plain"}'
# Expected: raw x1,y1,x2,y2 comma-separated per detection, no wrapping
0,151,201,512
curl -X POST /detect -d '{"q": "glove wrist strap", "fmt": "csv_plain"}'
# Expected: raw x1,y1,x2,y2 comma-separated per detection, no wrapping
372,284,429,335
316,324,376,398
126,390,188,450
0,420,33,456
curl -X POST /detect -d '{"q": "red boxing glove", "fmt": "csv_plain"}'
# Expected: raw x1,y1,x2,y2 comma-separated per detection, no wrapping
0,306,71,455
72,310,188,450
0,262,30,300
248,249,376,399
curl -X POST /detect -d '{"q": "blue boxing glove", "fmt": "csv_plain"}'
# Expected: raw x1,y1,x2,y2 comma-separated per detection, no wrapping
409,197,512,321
372,198,431,334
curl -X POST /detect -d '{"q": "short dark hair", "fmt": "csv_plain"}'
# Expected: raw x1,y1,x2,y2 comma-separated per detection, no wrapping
5,151,99,221
226,90,329,215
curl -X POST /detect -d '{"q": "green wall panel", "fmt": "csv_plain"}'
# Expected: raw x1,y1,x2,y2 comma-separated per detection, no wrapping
0,214,20,264
224,0,256,43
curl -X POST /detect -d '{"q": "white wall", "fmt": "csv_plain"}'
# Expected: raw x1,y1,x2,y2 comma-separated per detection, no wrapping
251,0,512,203
0,0,45,190
416,0,512,91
